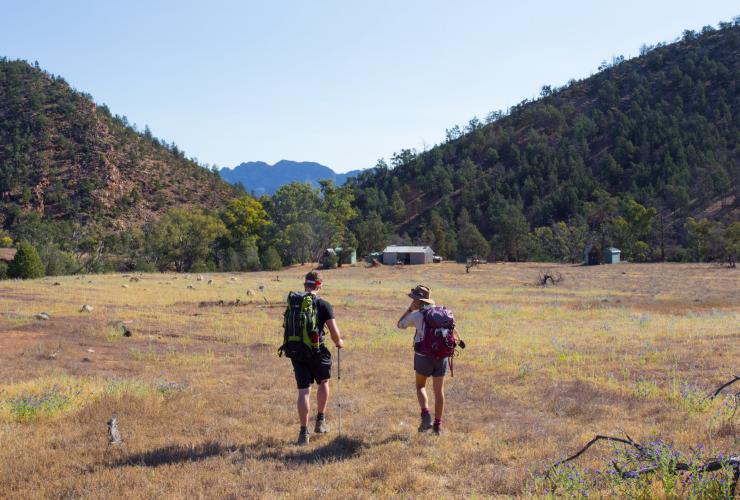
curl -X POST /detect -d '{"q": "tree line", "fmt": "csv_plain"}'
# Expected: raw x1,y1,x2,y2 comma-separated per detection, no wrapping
0,180,359,277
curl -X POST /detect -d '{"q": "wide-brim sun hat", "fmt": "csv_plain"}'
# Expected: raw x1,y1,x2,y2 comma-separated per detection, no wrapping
408,284,435,304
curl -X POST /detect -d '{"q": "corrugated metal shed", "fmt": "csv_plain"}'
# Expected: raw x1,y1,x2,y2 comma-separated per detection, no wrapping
382,246,434,265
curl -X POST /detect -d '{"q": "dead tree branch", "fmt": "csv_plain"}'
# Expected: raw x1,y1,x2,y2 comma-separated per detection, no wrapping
545,434,644,478
707,375,740,399
545,433,740,495
537,269,563,286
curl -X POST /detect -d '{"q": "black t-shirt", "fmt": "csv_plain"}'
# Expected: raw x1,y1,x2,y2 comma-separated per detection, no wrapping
314,296,335,340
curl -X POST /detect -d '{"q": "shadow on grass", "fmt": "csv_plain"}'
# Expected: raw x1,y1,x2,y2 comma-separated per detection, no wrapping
109,434,397,468
260,435,364,464
111,441,224,467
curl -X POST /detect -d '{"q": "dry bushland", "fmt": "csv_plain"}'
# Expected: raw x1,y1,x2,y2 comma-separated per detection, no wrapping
0,263,737,498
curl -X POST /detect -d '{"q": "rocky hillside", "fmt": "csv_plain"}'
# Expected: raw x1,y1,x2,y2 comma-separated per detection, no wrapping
0,59,240,232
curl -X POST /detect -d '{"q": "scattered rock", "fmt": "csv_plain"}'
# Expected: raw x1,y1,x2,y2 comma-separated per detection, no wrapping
34,312,50,320
258,285,266,292
88,281,94,284
247,289,255,296
197,275,204,281
122,325,132,337
129,277,140,283
82,357,92,363
230,277,238,281
87,348,95,353
80,304,94,313
53,282,61,286
121,284,129,289
187,285,194,289
207,279,214,285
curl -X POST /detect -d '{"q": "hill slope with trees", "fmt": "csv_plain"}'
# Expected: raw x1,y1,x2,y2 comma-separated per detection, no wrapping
351,22,739,263
0,58,240,234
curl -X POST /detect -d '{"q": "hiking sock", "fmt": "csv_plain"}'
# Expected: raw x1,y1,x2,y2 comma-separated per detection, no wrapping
421,408,430,416
433,418,441,427
317,412,325,421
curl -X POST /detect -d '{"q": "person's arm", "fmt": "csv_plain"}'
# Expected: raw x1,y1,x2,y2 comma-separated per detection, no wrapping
397,307,414,329
397,300,419,329
326,319,344,348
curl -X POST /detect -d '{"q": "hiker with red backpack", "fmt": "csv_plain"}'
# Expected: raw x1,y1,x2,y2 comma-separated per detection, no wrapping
279,271,344,445
397,285,463,435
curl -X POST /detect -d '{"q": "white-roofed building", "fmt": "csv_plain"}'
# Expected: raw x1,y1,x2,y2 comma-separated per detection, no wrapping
382,245,434,265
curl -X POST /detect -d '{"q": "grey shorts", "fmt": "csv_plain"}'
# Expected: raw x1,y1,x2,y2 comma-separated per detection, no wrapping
414,353,448,377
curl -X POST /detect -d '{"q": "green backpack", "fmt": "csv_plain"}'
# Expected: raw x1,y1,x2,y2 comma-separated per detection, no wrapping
278,292,321,360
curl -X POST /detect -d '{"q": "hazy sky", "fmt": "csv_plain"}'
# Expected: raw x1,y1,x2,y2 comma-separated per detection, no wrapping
2,1,737,172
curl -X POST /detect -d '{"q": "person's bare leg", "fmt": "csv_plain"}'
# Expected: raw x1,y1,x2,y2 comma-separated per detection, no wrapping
316,379,330,413
297,388,311,427
432,376,445,421
416,373,429,410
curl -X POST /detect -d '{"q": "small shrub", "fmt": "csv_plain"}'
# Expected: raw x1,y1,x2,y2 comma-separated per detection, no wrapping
43,247,79,276
9,389,70,421
322,253,339,269
0,261,8,280
8,241,44,280
8,241,45,279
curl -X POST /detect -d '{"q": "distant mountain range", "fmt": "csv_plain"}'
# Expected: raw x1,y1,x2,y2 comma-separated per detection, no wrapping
219,160,362,196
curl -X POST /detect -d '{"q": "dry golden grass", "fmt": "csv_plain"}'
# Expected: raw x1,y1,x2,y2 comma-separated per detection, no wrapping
0,263,737,498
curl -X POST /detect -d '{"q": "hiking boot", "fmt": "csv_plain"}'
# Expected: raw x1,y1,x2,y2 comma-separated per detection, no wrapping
418,412,432,432
314,416,329,434
432,424,442,436
296,429,310,446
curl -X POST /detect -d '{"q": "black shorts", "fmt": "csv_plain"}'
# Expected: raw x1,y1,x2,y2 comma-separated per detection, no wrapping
291,346,332,389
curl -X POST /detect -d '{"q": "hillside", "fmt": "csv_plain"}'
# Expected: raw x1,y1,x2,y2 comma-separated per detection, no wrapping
0,59,241,232
351,24,739,261
220,160,362,196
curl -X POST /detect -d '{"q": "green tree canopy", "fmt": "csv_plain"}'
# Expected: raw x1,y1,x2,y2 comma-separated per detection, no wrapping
145,208,227,272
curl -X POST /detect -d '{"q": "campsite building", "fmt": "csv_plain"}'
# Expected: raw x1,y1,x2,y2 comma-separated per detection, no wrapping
382,245,434,265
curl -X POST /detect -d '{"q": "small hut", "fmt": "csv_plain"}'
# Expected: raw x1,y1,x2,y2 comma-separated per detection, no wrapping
605,247,621,264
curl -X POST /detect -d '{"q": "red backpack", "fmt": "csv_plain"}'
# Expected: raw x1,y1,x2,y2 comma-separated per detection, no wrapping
418,306,465,375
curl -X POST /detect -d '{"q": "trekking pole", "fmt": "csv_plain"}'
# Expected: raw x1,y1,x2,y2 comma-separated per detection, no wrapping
337,346,342,437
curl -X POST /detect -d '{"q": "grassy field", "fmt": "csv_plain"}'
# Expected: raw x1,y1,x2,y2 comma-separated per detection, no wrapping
0,263,737,498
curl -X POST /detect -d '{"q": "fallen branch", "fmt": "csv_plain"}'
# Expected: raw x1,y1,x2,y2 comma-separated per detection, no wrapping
545,434,644,478
707,375,740,399
546,433,740,495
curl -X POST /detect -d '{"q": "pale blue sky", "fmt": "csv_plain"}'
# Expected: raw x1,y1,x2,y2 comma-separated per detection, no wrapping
2,1,737,172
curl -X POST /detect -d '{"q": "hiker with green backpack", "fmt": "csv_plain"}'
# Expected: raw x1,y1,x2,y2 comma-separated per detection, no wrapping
397,285,463,435
279,271,344,445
